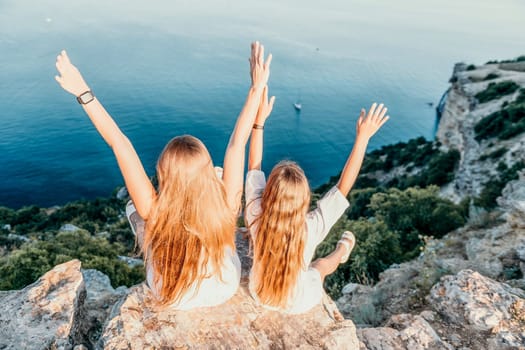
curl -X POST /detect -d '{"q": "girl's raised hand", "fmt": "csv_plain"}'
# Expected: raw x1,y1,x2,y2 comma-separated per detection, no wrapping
356,103,389,140
255,86,275,125
249,41,272,90
55,50,90,97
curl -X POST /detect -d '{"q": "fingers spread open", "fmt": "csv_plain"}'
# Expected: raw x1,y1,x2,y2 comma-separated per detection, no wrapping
264,53,272,70
378,107,388,121
376,103,384,117
54,75,63,84
379,115,390,128
259,44,265,66
269,96,276,110
368,103,377,118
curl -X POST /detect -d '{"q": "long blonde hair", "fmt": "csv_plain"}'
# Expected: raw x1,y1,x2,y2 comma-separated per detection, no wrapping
142,135,235,307
251,161,311,308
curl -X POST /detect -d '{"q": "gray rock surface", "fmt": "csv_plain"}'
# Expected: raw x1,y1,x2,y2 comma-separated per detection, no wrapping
98,280,360,349
429,269,525,348
358,313,454,350
0,260,86,350
499,171,525,229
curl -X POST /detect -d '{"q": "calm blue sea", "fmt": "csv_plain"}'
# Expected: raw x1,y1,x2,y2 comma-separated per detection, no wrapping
1,0,524,208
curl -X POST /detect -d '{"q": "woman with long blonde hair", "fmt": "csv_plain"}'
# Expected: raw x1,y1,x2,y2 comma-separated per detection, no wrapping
55,41,272,309
245,93,389,313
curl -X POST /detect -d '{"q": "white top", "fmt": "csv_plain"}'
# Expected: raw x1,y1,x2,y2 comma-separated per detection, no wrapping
245,169,349,313
146,247,241,310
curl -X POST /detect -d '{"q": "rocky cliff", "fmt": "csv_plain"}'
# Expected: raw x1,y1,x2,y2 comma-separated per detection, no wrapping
437,61,525,203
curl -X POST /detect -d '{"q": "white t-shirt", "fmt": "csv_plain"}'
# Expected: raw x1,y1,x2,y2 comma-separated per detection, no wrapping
245,169,349,314
146,247,241,310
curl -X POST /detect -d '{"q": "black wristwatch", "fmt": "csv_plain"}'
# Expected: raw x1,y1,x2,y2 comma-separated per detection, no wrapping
77,90,95,105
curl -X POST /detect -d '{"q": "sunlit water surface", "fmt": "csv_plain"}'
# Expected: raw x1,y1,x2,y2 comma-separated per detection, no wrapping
1,0,524,208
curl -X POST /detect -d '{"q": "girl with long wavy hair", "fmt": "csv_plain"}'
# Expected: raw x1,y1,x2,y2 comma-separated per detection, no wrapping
55,41,272,309
245,93,389,313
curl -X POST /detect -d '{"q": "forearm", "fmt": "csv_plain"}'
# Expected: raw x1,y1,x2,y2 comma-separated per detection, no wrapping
222,87,264,211
336,135,369,196
82,98,155,218
248,127,264,170
81,98,128,149
227,87,264,149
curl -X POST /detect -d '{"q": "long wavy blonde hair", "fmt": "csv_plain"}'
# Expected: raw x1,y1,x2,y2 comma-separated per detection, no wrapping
251,161,311,308
142,135,235,307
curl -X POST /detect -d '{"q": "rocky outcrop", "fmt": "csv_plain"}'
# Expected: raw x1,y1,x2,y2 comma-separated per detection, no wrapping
0,254,360,349
358,313,454,350
0,260,86,349
99,282,359,349
429,270,525,349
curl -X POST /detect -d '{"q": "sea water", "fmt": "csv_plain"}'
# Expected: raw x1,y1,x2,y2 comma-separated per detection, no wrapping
1,0,524,208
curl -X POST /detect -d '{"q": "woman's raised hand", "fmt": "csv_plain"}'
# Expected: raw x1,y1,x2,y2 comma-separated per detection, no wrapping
356,103,390,140
249,41,272,90
255,86,275,125
55,50,90,97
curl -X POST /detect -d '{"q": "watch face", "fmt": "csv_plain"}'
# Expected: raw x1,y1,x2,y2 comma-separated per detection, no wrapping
78,91,94,104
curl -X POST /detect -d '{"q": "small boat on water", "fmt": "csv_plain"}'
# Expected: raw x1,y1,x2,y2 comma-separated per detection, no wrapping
294,102,302,111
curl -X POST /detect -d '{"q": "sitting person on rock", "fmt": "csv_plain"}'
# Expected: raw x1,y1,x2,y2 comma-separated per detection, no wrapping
245,98,389,314
55,41,272,309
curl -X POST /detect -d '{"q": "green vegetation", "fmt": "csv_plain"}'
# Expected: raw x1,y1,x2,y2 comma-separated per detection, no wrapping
486,56,525,64
316,186,467,298
475,81,520,104
483,73,500,81
0,230,144,290
474,161,525,209
466,64,476,71
475,89,525,141
317,137,460,194
387,149,460,189
0,194,143,290
479,147,507,161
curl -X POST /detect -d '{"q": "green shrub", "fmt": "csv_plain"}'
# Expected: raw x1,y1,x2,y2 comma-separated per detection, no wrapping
0,230,144,290
466,64,476,71
369,186,466,258
316,186,467,298
475,103,525,141
474,161,525,209
483,73,500,81
479,147,507,161
395,149,460,189
346,188,383,220
475,81,520,103
3,196,128,236
316,218,401,298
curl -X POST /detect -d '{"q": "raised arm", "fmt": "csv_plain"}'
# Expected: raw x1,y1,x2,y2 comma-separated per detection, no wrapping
55,50,156,219
336,103,389,196
248,86,275,171
222,42,272,212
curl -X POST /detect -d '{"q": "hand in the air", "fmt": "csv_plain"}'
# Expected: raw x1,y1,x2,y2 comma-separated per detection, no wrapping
55,50,90,97
249,41,272,90
356,103,389,139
